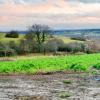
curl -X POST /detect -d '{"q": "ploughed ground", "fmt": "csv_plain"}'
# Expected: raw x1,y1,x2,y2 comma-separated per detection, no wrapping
0,73,99,100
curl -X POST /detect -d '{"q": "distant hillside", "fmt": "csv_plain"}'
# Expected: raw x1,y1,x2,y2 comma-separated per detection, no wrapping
53,29,100,40
53,29,100,35
0,29,100,34
0,31,28,34
0,29,100,39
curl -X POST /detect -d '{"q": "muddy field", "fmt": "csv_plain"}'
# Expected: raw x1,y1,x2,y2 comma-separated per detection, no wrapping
0,73,99,100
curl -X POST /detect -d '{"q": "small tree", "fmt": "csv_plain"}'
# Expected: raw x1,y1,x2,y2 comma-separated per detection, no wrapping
26,24,51,53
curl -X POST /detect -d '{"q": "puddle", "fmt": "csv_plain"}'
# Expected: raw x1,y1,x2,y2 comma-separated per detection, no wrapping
93,76,100,81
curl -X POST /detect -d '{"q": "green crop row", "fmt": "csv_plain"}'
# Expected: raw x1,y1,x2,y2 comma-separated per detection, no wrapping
0,53,100,74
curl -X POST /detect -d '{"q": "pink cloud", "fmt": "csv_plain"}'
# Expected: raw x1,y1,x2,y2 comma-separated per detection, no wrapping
0,0,100,29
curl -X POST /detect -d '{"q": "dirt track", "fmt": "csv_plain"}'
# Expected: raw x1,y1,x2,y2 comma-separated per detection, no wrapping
0,73,99,100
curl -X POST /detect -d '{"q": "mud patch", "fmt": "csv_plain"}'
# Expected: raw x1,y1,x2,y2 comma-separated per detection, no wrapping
0,73,99,100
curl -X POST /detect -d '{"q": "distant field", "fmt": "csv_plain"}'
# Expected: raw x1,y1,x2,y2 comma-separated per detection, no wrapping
0,33,81,43
55,36,82,43
0,53,99,74
0,33,24,43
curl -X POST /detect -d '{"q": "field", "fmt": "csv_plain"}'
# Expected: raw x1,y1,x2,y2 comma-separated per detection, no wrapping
56,36,82,43
0,33,81,43
0,33,24,43
0,34,99,100
0,73,99,100
0,53,100,74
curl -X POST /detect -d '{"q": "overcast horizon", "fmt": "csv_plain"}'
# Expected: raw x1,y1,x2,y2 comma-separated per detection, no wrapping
0,0,100,31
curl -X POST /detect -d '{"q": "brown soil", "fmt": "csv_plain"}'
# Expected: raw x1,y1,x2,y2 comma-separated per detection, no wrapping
0,73,99,100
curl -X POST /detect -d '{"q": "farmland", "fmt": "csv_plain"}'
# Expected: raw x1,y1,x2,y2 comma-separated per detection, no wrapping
0,53,100,74
56,36,82,43
0,33,24,43
0,53,100,99
0,33,81,43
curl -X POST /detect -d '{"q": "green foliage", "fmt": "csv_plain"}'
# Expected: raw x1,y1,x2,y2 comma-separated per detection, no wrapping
71,37,86,41
91,70,98,75
5,31,19,38
93,63,100,70
59,92,71,98
63,80,72,84
26,24,50,53
68,63,87,71
0,53,100,74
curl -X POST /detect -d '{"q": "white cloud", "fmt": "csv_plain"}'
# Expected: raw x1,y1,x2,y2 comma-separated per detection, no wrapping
79,0,100,3
13,0,26,5
0,0,100,30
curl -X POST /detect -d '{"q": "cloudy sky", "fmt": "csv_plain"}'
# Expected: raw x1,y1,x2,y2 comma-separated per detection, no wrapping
0,0,100,31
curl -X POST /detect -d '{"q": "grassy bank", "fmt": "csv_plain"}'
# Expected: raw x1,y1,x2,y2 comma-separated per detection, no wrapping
0,53,100,74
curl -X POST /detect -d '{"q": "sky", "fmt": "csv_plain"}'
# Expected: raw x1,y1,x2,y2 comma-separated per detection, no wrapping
0,0,100,31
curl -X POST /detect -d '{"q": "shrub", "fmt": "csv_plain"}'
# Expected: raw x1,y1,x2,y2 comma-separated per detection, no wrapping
66,42,86,53
0,42,15,57
5,31,19,38
45,39,58,52
59,92,71,98
91,70,98,75
71,37,86,41
63,80,72,84
85,40,100,53
93,63,100,70
19,39,39,54
45,38,65,52
18,39,30,54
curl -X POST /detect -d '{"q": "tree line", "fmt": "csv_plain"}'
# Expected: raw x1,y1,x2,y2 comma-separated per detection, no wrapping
0,24,100,57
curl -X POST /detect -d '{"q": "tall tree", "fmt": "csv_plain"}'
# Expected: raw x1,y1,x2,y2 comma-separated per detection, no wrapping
26,24,51,53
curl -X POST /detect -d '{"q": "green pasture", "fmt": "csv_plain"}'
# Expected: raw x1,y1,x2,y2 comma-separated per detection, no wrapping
0,53,100,74
0,33,24,43
0,33,81,43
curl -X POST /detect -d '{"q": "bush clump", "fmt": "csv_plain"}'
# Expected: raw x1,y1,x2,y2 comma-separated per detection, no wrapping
93,63,100,70
5,31,19,38
59,92,71,98
63,80,72,84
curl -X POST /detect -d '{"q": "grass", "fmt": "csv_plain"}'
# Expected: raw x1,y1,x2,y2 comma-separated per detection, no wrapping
56,36,82,43
93,63,100,70
0,33,24,43
0,53,100,74
0,33,80,44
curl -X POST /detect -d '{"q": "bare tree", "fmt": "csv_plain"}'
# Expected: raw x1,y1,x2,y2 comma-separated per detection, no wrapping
26,24,51,53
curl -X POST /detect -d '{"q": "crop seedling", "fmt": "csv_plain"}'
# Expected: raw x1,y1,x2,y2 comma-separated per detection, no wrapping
0,53,100,74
